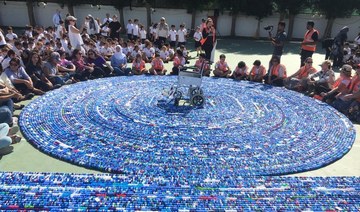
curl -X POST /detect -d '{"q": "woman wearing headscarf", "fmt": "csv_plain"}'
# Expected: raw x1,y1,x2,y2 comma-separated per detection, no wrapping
85,15,100,35
155,17,169,48
110,45,131,76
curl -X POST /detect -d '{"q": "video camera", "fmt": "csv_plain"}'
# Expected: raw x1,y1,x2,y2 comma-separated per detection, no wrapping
264,25,274,32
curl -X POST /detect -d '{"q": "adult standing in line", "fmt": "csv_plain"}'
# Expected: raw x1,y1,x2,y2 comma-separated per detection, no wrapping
67,16,85,54
300,20,319,67
156,17,169,48
52,9,62,28
268,21,287,63
103,13,113,25
201,18,216,62
108,15,122,41
331,26,349,68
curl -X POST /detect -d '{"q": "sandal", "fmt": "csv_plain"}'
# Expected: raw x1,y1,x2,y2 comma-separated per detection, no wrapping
11,135,22,144
14,103,25,110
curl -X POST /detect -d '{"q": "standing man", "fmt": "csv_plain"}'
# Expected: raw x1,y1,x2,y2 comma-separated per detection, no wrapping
332,26,349,68
52,9,62,28
300,20,319,67
269,21,287,62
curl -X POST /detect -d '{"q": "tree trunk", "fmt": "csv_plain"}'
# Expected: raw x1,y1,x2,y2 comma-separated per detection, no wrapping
118,7,125,34
230,12,237,37
67,2,75,16
255,18,261,38
323,18,335,39
287,14,295,40
279,12,286,21
145,3,152,30
26,0,36,26
191,9,196,36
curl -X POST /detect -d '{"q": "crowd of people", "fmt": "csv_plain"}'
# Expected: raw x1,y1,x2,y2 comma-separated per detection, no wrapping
0,11,360,150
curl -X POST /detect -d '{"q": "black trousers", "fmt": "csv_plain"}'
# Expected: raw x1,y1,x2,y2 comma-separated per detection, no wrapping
300,49,314,67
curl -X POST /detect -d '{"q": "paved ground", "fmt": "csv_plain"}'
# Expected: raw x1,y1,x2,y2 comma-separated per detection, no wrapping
0,38,359,176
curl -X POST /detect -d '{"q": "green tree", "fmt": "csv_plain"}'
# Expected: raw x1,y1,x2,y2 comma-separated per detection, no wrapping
182,0,214,33
311,0,358,38
273,0,310,39
217,0,246,37
243,0,274,38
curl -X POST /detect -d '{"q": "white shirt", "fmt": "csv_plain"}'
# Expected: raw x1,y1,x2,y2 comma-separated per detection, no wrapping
55,25,64,39
143,47,155,58
101,26,110,37
177,28,187,42
5,32,18,41
100,46,114,56
103,17,113,24
193,31,202,41
132,24,139,36
126,23,133,34
160,50,169,60
169,29,177,41
139,29,147,39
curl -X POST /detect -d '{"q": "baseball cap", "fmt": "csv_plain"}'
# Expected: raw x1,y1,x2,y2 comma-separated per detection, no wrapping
51,52,61,62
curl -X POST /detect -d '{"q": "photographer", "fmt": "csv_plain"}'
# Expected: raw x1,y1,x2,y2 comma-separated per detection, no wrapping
267,21,287,62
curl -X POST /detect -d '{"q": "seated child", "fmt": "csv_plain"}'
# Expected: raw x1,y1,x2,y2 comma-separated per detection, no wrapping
149,52,167,75
231,61,248,80
213,54,231,78
194,53,211,77
249,60,266,83
132,53,147,75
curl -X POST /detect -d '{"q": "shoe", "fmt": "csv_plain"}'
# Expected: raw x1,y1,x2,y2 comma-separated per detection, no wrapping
11,135,22,144
65,79,73,85
52,84,62,89
25,93,35,100
14,103,25,110
8,126,19,136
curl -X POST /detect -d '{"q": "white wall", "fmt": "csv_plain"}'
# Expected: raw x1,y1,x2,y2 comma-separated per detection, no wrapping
1,2,360,40
0,1,30,27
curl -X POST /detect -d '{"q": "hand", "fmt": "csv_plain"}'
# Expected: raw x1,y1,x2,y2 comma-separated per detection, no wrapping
320,92,327,97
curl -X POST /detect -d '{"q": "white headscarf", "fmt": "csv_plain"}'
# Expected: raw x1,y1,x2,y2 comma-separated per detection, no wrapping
113,45,125,61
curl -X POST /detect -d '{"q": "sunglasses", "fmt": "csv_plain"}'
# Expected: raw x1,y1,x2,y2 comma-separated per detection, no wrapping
10,63,19,67
306,61,313,63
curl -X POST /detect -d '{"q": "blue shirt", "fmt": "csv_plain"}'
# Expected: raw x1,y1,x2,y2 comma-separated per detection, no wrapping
4,66,30,83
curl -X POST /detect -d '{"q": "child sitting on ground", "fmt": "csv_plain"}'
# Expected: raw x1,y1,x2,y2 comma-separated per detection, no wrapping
149,52,167,75
213,54,231,78
249,60,266,83
231,61,248,80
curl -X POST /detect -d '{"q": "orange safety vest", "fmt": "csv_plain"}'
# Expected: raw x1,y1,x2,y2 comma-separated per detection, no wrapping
195,60,209,71
302,29,319,52
335,76,351,93
297,66,316,79
250,65,266,76
216,61,228,72
173,57,181,66
348,75,360,101
133,60,145,70
270,64,287,78
152,59,163,70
